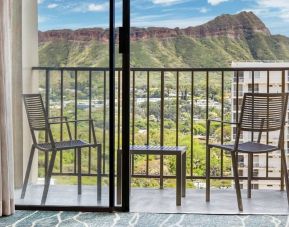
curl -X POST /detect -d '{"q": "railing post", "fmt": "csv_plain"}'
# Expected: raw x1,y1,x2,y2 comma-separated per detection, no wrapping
88,70,92,174
131,71,135,175
221,71,224,177
176,71,179,147
44,69,50,176
74,70,78,174
191,71,194,178
146,71,150,176
160,70,164,189
60,69,63,174
266,70,270,178
281,70,285,191
103,70,107,174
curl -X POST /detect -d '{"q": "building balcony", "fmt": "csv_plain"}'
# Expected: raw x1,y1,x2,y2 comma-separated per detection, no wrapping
14,66,289,213
15,185,289,214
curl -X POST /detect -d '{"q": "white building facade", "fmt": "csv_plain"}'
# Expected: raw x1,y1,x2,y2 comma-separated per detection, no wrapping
231,61,289,190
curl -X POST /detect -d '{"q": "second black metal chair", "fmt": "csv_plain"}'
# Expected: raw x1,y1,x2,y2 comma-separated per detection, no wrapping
206,93,289,211
21,94,102,205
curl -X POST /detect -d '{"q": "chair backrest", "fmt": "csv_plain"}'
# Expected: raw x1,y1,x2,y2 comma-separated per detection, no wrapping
23,94,48,132
239,93,288,133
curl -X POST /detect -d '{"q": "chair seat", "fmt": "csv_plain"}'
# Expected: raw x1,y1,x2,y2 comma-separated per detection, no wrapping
208,142,279,153
37,140,94,151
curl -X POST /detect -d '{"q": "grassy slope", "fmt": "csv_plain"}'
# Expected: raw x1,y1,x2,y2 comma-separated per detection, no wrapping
39,33,289,68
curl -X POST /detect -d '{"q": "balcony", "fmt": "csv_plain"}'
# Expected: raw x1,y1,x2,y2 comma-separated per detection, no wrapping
14,66,289,213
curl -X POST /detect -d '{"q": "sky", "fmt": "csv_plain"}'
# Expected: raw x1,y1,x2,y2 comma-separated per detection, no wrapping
38,0,289,36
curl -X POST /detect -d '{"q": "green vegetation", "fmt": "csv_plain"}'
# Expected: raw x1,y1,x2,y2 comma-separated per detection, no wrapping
37,16,289,189
40,34,289,68
37,69,234,189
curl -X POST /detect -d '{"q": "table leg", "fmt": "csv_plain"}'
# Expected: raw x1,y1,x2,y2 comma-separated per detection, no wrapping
176,153,182,206
117,149,122,204
182,152,186,197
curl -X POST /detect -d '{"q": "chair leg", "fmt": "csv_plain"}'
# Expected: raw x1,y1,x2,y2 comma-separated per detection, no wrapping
21,146,36,199
280,148,289,205
247,153,253,198
176,153,182,206
45,152,48,177
231,152,243,211
78,148,82,195
41,150,57,205
281,156,285,191
97,144,102,201
182,152,186,197
206,146,210,202
117,149,122,205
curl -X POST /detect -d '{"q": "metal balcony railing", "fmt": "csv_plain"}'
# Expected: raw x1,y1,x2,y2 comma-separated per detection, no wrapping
32,66,289,186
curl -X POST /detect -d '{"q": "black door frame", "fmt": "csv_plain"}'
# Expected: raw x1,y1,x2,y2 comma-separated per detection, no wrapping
109,0,116,211
120,0,131,212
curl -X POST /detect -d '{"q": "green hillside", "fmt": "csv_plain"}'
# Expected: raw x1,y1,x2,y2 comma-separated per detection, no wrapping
39,34,289,68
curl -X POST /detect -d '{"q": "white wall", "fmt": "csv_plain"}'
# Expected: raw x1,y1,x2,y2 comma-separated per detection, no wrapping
21,0,39,186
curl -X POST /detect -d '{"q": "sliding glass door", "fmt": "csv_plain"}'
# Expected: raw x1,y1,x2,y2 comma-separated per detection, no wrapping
14,0,129,211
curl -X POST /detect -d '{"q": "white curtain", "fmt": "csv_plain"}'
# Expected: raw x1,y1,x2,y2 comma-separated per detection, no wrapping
0,0,15,216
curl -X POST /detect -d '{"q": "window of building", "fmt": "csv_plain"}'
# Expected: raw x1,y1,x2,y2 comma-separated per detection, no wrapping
248,83,259,92
233,98,243,111
233,84,243,96
238,169,243,176
233,127,243,139
253,169,259,177
252,184,259,189
249,71,261,80
253,156,259,167
238,155,244,168
234,71,244,82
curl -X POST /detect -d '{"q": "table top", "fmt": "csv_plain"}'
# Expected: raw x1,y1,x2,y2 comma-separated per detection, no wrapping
128,145,186,154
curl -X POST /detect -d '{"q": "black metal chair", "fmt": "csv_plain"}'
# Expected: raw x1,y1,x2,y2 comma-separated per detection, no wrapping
206,93,289,211
21,94,102,205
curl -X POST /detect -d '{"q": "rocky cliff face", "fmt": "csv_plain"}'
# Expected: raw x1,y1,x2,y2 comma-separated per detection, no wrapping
38,11,271,43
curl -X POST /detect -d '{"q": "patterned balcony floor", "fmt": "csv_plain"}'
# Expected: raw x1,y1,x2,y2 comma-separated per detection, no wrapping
0,210,288,227
15,185,289,214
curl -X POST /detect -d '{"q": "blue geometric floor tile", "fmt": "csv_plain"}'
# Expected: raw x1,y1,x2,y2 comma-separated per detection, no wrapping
0,211,288,227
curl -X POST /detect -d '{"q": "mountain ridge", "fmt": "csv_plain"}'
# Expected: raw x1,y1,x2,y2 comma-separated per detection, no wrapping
39,11,289,67
39,11,273,43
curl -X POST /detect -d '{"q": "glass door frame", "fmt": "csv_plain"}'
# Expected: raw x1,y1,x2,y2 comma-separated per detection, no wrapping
119,0,131,212
15,0,119,212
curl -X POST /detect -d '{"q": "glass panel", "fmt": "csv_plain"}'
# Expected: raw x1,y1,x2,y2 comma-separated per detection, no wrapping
15,0,115,208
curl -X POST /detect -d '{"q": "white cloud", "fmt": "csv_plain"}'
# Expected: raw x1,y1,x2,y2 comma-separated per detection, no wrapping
38,15,48,23
47,3,58,9
38,0,44,4
152,0,184,6
71,2,109,12
132,14,212,28
257,0,289,9
87,3,109,12
208,0,229,6
199,7,208,13
255,0,289,22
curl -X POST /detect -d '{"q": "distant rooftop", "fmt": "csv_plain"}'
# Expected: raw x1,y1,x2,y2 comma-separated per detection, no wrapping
233,60,289,63
231,61,289,68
